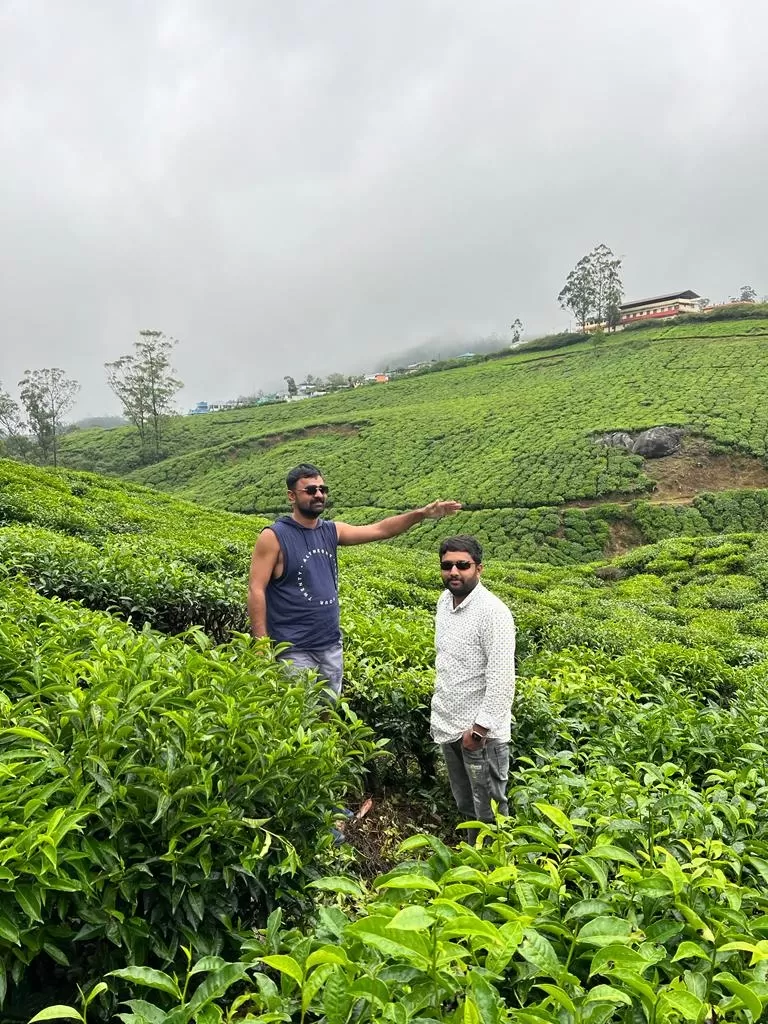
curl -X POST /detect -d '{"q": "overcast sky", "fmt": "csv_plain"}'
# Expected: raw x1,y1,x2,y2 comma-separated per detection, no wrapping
1,0,766,416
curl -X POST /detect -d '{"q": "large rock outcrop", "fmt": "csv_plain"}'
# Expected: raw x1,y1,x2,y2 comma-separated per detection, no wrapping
631,426,684,458
596,426,685,458
599,431,635,451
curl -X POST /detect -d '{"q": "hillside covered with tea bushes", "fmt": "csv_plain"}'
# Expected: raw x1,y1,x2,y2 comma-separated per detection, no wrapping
55,315,768,563
4,460,768,1019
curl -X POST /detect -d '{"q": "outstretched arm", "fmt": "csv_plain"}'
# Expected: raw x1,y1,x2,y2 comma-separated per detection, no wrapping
336,499,462,546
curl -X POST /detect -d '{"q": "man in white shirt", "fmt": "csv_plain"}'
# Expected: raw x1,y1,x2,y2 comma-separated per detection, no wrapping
431,535,516,838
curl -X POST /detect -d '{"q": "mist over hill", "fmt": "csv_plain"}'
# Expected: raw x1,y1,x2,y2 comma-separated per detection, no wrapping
372,331,514,371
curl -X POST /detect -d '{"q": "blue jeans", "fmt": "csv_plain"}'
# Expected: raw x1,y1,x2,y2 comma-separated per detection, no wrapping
276,641,344,698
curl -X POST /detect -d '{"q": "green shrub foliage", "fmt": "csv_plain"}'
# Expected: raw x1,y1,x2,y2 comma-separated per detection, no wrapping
0,581,375,996
5,461,768,1020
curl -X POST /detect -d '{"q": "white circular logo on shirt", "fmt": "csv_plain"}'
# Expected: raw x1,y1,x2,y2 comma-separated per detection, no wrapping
297,547,338,605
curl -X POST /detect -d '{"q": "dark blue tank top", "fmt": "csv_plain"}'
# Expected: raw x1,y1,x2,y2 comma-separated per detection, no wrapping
265,516,340,648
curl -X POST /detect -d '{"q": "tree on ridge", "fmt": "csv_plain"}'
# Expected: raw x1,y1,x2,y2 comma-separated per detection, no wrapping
558,243,624,332
106,330,183,462
0,383,29,461
18,368,80,467
735,284,757,303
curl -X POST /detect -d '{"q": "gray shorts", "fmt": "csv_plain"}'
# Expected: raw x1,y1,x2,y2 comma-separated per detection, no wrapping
276,641,344,698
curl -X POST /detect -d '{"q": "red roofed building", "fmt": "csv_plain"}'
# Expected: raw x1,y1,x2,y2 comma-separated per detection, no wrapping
585,290,701,332
618,290,701,326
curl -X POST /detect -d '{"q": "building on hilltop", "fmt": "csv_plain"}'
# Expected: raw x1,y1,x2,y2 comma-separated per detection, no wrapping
188,397,262,415
619,290,701,326
585,290,701,332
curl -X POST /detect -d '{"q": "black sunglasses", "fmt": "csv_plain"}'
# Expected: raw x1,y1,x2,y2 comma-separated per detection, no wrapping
440,559,475,571
299,484,329,495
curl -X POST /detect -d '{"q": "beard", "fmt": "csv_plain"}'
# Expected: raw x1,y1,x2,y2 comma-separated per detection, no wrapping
296,498,326,519
444,576,479,599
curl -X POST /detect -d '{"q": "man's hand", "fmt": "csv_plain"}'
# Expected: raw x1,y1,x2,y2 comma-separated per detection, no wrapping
422,499,462,519
461,726,487,751
251,636,272,657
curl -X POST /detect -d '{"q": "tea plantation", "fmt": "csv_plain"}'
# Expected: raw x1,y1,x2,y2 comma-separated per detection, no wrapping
3,459,768,1021
56,314,768,565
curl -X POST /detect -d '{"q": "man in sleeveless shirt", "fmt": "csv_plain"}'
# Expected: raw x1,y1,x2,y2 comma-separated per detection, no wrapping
248,463,461,696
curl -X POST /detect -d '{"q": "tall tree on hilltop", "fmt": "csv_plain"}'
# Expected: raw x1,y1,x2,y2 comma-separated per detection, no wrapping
558,244,624,331
0,383,22,438
18,368,80,467
106,354,150,450
0,383,29,461
284,376,298,397
736,284,757,303
558,253,596,332
106,330,182,462
510,318,523,346
591,243,624,327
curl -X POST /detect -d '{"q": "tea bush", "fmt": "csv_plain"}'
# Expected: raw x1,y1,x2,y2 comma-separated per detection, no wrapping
5,461,768,1020
0,526,248,640
47,759,768,1023
0,580,376,997
0,459,261,553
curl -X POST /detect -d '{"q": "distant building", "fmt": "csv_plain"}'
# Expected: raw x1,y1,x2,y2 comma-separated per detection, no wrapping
207,400,243,412
619,290,701,326
188,397,255,415
584,290,701,332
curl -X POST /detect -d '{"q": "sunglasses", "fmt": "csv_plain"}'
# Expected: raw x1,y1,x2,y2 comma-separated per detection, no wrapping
440,559,475,571
299,485,329,496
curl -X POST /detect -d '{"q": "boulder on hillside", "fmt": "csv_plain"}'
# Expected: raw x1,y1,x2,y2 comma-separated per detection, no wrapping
632,426,684,458
599,431,635,451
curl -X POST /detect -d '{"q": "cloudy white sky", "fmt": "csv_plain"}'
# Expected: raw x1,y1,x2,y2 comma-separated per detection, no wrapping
1,0,766,415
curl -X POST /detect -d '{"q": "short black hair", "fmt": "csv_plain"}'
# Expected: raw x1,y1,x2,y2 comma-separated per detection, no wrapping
439,535,483,564
286,464,324,490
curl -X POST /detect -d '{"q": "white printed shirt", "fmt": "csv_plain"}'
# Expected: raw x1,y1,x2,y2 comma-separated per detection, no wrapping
431,582,516,744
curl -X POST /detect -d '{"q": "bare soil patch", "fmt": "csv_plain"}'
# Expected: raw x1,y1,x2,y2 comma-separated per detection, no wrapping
604,519,645,558
564,438,768,510
643,437,768,500
340,796,454,878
